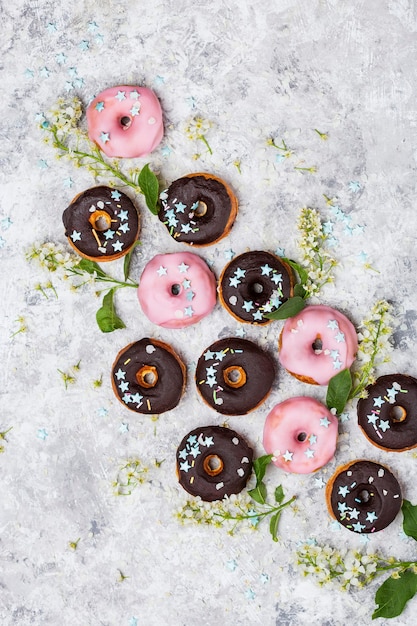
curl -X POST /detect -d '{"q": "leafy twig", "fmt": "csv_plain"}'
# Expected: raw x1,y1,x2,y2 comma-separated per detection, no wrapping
296,500,417,619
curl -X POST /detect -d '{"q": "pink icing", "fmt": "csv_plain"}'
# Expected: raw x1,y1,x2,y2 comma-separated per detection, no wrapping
86,85,163,158
263,396,338,474
279,304,358,385
137,252,217,328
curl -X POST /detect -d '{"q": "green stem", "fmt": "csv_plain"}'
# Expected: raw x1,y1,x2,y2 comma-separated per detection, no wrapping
376,561,417,573
67,269,138,289
214,495,296,522
50,128,142,194
199,134,213,154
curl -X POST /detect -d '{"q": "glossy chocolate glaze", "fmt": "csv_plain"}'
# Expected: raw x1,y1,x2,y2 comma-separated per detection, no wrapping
195,337,275,415
219,251,293,324
111,338,185,414
158,174,236,245
357,374,417,451
176,425,253,502
63,186,139,259
327,460,402,533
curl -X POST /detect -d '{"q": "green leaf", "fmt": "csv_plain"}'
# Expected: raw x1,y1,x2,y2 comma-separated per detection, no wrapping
274,485,285,504
252,454,273,483
402,500,417,542
96,288,126,333
326,368,352,415
264,296,306,320
248,482,267,505
269,511,281,542
282,257,309,286
138,163,159,215
373,569,417,619
76,258,107,278
293,283,307,298
123,240,141,281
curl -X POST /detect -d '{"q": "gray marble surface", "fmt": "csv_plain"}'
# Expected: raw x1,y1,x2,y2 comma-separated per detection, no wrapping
2,0,417,624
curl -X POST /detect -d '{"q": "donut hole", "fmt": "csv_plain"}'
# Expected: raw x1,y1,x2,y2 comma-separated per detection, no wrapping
120,115,132,130
136,365,158,389
390,405,407,423
171,283,182,296
297,432,308,442
89,210,112,232
312,336,323,354
357,489,371,505
194,200,208,218
251,282,264,295
223,366,247,389
203,454,224,477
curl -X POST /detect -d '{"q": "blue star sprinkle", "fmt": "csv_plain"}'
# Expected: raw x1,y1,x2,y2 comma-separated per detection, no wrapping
112,240,124,252
95,101,105,112
37,428,48,440
100,132,110,143
56,52,67,65
115,369,126,380
379,420,390,432
179,461,191,473
348,181,361,192
242,300,254,312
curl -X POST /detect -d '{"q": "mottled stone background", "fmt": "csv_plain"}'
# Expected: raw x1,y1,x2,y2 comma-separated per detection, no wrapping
1,1,417,624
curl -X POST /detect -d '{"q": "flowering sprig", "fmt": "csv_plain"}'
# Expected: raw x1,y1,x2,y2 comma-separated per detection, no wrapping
176,455,296,541
10,316,27,338
38,97,160,214
267,137,317,172
296,207,338,298
267,137,294,159
57,360,81,389
26,241,140,332
113,458,150,496
265,207,337,321
350,299,393,399
325,300,393,414
296,500,417,619
185,116,213,156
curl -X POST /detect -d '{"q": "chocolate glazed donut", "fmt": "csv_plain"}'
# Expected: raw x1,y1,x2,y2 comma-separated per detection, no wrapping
219,251,294,324
176,425,253,501
195,337,275,415
158,173,238,246
111,338,186,414
357,374,417,451
63,186,139,261
326,460,402,533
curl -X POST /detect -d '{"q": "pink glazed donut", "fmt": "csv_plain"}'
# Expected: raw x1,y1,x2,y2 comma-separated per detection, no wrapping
278,305,358,385
137,252,217,328
263,397,338,474
86,85,163,158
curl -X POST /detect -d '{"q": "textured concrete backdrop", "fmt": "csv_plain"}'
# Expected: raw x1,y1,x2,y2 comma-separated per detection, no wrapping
1,1,417,624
